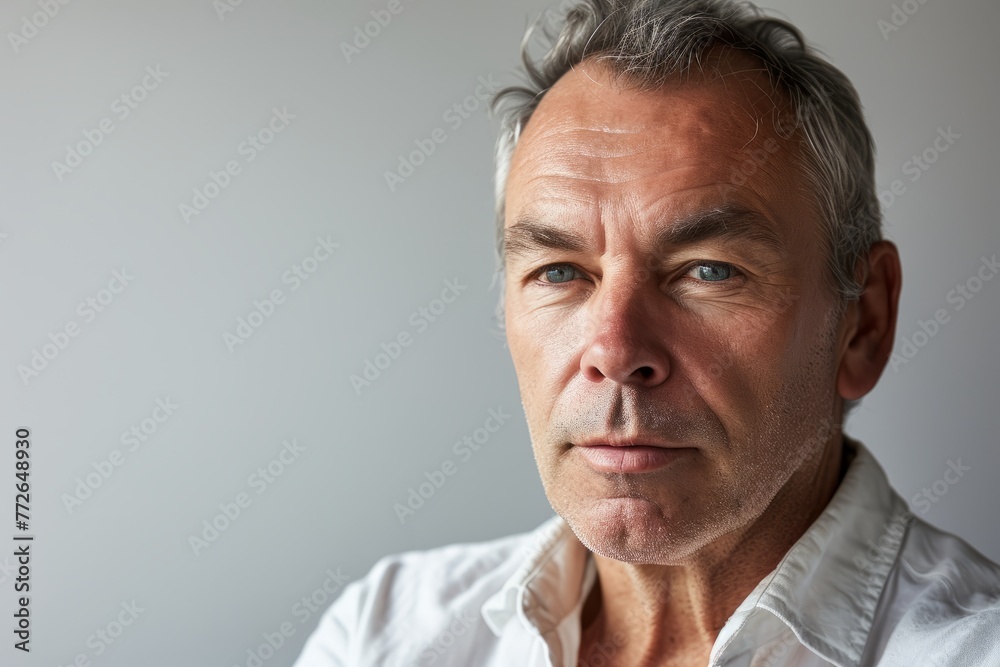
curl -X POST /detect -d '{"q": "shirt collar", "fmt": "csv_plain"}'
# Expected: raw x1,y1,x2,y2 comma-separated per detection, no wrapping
481,513,592,636
480,435,912,667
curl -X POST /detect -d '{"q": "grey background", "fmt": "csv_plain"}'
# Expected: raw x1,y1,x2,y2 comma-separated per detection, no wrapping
0,0,996,665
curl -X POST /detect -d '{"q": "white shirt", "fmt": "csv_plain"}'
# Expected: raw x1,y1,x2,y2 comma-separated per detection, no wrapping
293,436,1000,666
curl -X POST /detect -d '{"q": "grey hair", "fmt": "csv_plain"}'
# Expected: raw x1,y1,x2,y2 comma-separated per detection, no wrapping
488,0,882,417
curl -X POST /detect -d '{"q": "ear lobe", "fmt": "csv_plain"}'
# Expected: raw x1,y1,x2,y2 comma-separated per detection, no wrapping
836,241,903,401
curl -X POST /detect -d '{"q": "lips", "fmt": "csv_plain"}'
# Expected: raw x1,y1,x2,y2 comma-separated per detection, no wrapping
574,436,681,449
573,439,693,473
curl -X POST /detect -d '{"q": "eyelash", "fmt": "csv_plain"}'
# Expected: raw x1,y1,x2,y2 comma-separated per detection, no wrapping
529,261,743,286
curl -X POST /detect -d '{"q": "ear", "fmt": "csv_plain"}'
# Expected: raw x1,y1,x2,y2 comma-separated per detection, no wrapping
836,241,903,401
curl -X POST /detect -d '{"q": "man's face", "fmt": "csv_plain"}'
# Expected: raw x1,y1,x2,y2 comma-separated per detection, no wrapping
502,53,848,564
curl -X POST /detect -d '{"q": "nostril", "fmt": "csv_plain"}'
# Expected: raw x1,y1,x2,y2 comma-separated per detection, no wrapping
638,366,654,380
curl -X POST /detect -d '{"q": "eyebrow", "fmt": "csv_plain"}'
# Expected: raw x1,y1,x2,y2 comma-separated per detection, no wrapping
658,205,787,255
503,205,787,263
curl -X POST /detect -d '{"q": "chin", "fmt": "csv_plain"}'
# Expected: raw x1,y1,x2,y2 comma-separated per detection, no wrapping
560,496,703,564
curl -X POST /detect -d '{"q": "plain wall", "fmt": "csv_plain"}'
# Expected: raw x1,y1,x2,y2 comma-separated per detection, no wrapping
0,0,996,665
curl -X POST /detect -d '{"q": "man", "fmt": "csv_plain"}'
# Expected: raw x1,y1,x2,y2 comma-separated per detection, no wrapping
294,0,1000,665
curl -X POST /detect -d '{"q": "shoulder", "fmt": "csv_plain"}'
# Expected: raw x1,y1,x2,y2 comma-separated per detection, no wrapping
345,526,535,624
896,514,1000,613
875,515,1000,665
292,518,555,667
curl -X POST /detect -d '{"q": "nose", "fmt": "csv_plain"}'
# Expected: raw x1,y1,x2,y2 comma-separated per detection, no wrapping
578,271,670,387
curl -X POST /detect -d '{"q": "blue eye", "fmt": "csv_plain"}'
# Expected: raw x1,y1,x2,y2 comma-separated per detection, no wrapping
693,262,734,281
539,264,580,284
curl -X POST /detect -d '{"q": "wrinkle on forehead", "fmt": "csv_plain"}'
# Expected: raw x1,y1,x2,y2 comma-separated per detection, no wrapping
503,48,821,266
514,59,792,165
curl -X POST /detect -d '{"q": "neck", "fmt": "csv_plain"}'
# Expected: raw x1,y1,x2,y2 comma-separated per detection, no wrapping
578,433,848,665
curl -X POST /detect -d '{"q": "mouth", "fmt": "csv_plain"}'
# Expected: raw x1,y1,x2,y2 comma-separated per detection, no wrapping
573,439,695,474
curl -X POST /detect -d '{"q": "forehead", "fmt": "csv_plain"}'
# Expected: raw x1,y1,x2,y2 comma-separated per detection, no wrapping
504,51,817,248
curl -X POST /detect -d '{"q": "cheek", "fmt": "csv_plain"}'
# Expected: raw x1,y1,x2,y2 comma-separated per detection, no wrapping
684,318,787,396
508,308,582,394
677,313,796,431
